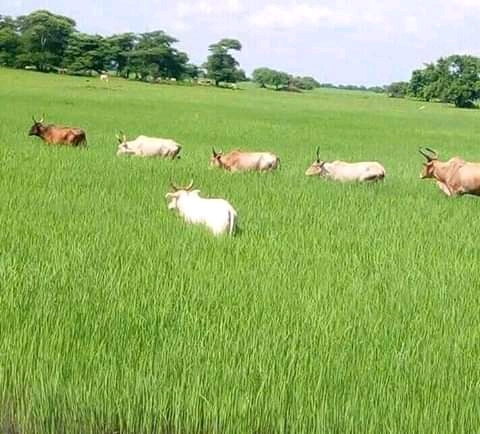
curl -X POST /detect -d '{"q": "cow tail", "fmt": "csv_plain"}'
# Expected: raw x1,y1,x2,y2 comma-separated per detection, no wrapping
228,210,236,236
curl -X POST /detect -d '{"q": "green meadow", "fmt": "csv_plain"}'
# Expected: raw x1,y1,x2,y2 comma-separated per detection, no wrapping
1,67,480,433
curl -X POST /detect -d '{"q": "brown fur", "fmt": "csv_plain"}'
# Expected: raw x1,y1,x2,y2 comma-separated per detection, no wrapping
419,148,480,196
29,117,87,147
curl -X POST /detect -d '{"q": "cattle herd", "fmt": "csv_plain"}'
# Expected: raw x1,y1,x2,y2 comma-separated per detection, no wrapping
28,115,480,236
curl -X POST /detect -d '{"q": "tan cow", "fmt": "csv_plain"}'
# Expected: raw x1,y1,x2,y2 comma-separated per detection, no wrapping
305,147,385,181
419,147,480,197
209,148,280,172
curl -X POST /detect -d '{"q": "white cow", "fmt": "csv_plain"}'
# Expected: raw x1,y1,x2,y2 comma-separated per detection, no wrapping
116,133,182,159
100,73,109,82
165,181,238,236
305,147,385,182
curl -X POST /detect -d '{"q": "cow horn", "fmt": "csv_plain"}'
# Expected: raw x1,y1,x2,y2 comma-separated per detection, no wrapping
425,147,438,159
40,113,45,123
316,146,320,163
212,147,217,157
170,181,180,191
419,147,436,161
185,179,194,190
32,115,36,123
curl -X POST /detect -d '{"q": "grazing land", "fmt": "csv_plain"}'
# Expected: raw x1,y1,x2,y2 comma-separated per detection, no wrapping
1,67,480,433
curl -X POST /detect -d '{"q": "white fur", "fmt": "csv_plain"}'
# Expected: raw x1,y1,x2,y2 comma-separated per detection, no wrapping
117,135,182,158
306,160,385,181
166,189,237,236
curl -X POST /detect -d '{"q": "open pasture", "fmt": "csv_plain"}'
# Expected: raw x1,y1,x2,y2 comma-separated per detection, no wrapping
1,68,480,433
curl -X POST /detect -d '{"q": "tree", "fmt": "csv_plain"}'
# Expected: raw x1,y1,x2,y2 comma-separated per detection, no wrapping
252,67,289,90
234,68,247,82
442,55,480,108
291,75,320,90
183,63,200,80
105,32,136,78
386,81,409,98
406,55,480,108
127,30,188,81
205,38,242,86
252,67,271,87
0,15,20,67
16,10,75,71
63,33,109,74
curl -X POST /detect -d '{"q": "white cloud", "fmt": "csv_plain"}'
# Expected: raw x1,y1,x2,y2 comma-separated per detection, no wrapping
404,15,419,34
177,0,243,17
248,3,382,30
453,0,480,7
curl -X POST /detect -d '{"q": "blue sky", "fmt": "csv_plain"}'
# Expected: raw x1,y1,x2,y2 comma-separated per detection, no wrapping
3,0,480,86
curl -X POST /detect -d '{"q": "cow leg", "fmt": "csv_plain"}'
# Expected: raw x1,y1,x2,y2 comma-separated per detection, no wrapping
436,181,454,196
363,174,383,182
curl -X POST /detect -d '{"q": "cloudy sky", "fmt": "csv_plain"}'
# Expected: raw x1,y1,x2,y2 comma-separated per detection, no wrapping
3,0,480,86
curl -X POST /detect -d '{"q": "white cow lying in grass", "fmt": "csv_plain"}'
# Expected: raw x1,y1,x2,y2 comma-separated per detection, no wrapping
305,147,386,182
165,181,238,236
116,132,182,159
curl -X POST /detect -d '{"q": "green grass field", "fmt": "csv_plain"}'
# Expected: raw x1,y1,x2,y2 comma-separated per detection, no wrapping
1,67,480,433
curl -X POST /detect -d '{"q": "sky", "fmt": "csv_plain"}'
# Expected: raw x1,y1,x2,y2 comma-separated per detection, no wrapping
3,0,480,86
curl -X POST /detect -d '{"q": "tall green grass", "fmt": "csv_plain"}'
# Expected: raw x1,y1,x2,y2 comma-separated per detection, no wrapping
1,68,480,433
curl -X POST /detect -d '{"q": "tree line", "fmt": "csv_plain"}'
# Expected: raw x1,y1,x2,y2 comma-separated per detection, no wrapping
386,54,480,108
0,10,248,85
1,9,478,106
0,9,382,93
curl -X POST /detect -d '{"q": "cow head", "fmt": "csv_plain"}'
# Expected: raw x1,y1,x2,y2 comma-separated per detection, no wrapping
116,132,132,155
305,147,327,176
165,180,195,209
418,147,439,178
209,147,224,167
29,115,45,137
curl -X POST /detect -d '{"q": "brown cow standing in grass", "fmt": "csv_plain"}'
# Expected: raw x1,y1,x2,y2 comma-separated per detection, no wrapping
28,115,87,147
209,147,280,172
419,147,480,197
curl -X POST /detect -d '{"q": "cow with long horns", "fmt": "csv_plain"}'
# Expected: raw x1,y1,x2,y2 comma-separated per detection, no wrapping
165,181,238,236
116,132,182,158
305,147,385,181
209,148,280,172
418,147,480,197
28,115,87,146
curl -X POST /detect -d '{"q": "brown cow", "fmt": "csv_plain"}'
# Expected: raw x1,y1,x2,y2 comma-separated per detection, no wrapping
209,147,280,172
419,147,480,197
28,115,87,147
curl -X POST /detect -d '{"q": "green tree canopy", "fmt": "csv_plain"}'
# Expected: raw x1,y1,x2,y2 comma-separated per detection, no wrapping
0,15,20,67
15,10,75,71
252,67,290,90
205,38,242,86
127,31,188,81
397,54,480,108
63,33,109,73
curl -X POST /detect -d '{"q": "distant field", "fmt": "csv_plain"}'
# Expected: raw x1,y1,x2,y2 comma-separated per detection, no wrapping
1,67,480,433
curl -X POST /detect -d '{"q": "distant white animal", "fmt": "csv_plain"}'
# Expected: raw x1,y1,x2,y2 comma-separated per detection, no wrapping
116,132,182,159
100,73,109,82
165,181,238,236
305,147,386,182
